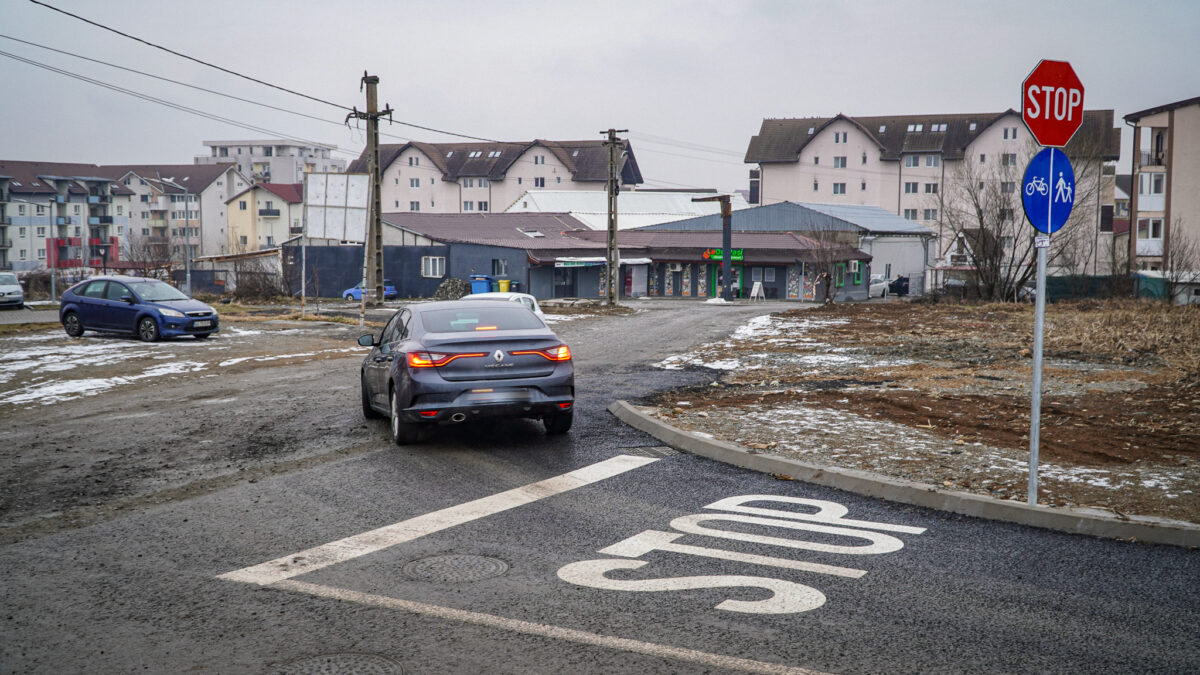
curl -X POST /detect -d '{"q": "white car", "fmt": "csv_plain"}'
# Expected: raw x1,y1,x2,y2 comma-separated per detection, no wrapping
466,291,545,320
0,272,24,309
869,274,888,298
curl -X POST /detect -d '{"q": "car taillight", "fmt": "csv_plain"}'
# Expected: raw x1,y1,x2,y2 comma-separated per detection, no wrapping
406,351,486,368
511,345,572,362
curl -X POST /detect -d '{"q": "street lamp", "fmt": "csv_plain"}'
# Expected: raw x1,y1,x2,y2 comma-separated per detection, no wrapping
157,175,192,295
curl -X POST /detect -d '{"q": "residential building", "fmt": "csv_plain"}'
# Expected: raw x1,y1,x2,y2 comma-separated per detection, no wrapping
504,189,750,230
350,139,642,215
225,183,304,251
100,164,251,259
195,140,345,183
0,160,132,274
744,109,1121,290
1124,97,1200,272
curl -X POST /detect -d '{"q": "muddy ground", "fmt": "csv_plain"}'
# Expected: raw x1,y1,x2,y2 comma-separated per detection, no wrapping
650,300,1200,524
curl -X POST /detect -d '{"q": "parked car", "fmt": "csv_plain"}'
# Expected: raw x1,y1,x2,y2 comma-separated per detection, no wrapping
466,291,546,319
343,279,398,301
0,272,24,309
869,274,889,298
358,300,574,444
887,276,910,296
59,275,219,341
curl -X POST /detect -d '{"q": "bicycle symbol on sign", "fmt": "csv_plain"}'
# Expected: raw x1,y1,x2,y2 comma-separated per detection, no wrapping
1025,175,1048,196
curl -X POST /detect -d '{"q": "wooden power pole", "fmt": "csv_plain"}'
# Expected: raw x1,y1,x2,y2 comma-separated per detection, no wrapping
347,73,392,305
601,128,627,306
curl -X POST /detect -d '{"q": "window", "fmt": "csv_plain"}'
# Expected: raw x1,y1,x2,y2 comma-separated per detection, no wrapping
1003,127,1018,140
1001,153,1017,166
904,156,919,168
19,249,26,260
813,180,819,192
1137,218,1164,239
479,178,489,187
969,122,977,131
752,267,763,282
833,183,846,194
556,176,561,184
487,151,501,158
479,201,489,212
36,226,46,237
861,181,866,191
878,125,886,133
980,154,986,164
517,177,522,185
37,205,45,215
905,182,918,194
421,256,446,278
37,248,46,260
925,183,938,194
491,258,508,276
931,123,947,132
833,156,846,168
409,201,420,211
142,228,149,236
834,131,847,143
410,178,420,188
468,151,482,158
409,156,420,166
117,206,123,215
264,147,273,157
862,152,867,165
926,155,940,167
923,208,938,220
17,205,25,215
239,236,248,245
903,209,918,220
813,156,819,165
266,236,274,246
1000,208,1014,221
463,201,474,211
17,227,24,236
835,263,845,287
464,178,474,188
765,268,776,282
1001,182,1016,194
534,177,545,188
1001,236,1014,248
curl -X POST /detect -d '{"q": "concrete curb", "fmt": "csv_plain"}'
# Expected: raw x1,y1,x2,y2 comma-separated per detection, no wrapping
609,400,1200,548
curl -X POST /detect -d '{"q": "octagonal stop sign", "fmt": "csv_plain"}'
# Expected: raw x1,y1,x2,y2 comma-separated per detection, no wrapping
1022,60,1085,147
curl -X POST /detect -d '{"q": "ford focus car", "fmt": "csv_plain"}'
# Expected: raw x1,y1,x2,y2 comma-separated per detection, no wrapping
59,275,219,341
358,300,574,444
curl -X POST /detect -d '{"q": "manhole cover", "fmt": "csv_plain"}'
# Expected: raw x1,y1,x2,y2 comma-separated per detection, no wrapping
621,445,681,458
403,554,510,582
274,652,403,674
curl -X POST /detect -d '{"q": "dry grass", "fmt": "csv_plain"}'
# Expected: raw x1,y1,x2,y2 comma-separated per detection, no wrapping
1044,300,1200,382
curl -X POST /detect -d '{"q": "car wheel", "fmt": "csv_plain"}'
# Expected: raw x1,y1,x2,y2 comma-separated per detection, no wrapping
390,386,421,445
344,294,354,301
137,317,160,342
543,410,573,435
62,311,85,337
362,373,383,419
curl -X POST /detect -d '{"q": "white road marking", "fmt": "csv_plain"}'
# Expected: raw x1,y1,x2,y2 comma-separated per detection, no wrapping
275,579,832,675
218,454,658,585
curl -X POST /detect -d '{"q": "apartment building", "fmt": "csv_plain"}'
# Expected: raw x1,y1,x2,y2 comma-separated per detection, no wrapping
101,164,251,260
195,140,345,184
0,160,131,273
744,109,1121,276
349,139,642,215
1124,96,1200,272
225,183,304,251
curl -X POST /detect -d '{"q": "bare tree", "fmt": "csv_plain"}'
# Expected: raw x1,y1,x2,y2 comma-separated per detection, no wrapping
801,224,859,304
1161,223,1200,304
937,128,1112,301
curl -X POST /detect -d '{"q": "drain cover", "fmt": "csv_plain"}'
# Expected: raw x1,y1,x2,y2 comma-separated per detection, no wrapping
403,554,509,582
275,652,403,674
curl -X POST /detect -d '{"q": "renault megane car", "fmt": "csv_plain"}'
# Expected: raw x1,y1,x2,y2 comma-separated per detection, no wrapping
358,300,574,444
59,275,219,341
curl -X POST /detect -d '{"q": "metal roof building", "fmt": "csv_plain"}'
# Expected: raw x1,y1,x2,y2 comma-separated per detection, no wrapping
504,189,752,230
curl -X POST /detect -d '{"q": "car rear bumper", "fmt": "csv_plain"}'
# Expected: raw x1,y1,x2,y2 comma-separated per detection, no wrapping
402,384,573,422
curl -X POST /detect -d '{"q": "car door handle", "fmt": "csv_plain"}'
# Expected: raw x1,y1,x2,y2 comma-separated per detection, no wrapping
373,354,393,363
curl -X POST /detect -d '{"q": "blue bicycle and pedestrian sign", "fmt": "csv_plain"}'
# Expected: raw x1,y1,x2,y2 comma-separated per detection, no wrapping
1021,147,1075,234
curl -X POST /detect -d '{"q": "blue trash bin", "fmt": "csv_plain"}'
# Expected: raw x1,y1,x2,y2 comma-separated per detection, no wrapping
470,275,494,294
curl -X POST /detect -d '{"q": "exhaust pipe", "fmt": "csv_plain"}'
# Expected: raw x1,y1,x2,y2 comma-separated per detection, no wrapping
450,412,467,423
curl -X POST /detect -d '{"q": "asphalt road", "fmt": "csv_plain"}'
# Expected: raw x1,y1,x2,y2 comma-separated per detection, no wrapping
2,301,1197,674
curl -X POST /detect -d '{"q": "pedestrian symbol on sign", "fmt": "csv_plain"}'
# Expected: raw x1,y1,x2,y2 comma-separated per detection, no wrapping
1055,172,1072,203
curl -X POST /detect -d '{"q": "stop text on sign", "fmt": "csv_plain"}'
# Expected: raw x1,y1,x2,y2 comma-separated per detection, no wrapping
1025,85,1082,123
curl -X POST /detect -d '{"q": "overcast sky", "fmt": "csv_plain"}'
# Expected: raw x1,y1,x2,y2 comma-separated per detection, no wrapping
2,0,1197,193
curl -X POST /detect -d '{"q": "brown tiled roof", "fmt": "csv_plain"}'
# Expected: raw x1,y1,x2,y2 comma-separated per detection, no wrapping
258,183,304,203
97,163,240,194
1124,96,1200,122
381,212,606,252
352,139,642,184
746,109,1120,163
0,160,130,195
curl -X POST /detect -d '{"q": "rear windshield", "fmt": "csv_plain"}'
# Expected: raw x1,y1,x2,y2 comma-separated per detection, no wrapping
421,306,544,333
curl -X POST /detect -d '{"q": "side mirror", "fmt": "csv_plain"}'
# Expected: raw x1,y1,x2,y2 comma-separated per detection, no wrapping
357,334,377,347
121,295,134,304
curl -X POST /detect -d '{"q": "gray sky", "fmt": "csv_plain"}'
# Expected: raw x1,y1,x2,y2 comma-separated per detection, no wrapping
2,0,1197,192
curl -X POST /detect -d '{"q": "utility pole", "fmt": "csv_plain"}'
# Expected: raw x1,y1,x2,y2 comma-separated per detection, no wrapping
347,73,392,307
693,194,733,301
601,128,627,306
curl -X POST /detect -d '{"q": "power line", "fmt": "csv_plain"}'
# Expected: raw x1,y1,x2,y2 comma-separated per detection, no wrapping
28,0,354,112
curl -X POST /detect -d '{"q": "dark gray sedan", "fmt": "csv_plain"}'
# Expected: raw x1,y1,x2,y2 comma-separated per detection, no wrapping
358,300,575,445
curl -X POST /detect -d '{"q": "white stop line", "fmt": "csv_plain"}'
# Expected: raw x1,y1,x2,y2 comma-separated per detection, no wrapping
217,454,834,674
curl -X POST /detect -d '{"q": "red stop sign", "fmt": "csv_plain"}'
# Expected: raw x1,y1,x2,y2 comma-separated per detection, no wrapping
1022,60,1085,147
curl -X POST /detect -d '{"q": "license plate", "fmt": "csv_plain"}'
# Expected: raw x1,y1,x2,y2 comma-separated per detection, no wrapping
193,320,213,328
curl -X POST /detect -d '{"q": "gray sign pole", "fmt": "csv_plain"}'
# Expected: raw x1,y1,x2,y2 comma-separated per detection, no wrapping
1028,235,1049,504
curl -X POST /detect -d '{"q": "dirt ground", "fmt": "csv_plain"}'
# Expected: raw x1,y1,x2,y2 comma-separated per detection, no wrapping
650,299,1200,524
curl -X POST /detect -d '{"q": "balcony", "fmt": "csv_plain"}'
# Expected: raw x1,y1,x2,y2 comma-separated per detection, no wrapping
1,216,12,225
289,226,304,235
87,195,112,204
147,218,166,227
1139,151,1165,167
56,216,74,225
258,208,280,217
1137,238,1164,257
54,195,66,203
0,239,11,249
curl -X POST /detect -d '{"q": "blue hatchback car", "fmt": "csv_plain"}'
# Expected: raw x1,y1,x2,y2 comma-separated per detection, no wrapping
343,279,398,301
59,275,219,341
